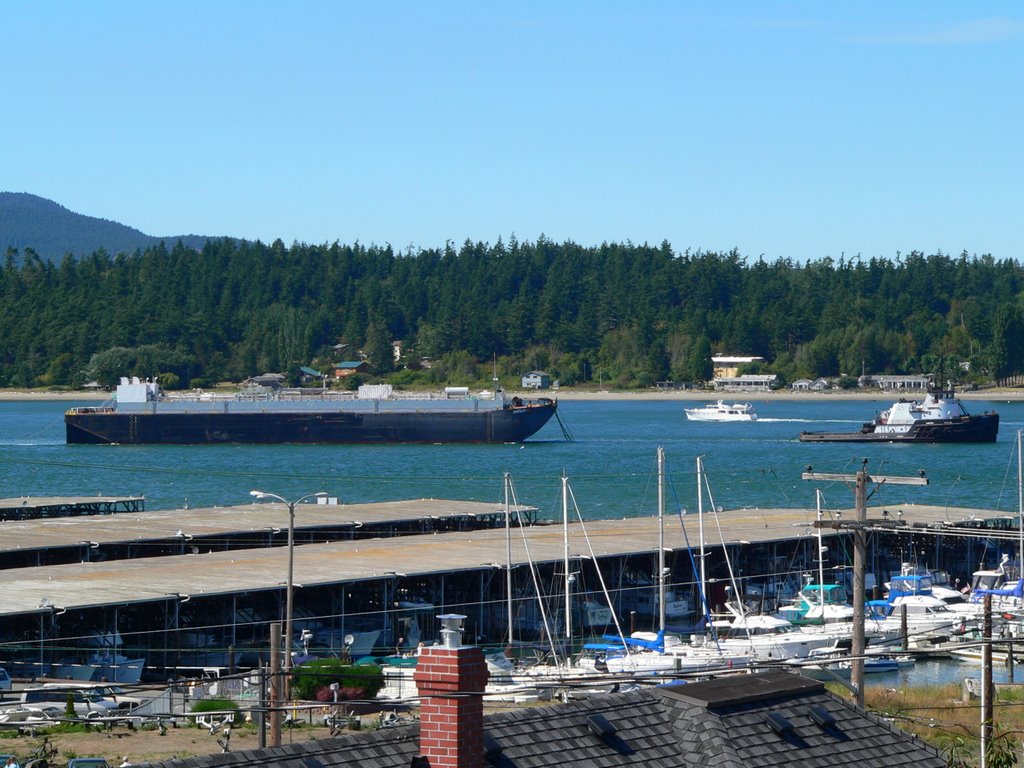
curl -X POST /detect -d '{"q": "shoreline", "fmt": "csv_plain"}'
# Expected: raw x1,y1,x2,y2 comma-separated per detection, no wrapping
3,387,1024,402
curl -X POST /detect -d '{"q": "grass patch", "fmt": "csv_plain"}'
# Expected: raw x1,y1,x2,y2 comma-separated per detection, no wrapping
862,682,1023,766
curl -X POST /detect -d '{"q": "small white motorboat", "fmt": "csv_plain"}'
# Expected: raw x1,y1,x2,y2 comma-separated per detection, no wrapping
684,400,758,422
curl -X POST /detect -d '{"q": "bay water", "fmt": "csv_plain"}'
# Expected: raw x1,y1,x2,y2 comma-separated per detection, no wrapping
3,396,1024,518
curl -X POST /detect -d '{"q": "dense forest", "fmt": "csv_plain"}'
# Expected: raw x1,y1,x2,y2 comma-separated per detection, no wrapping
3,238,1024,390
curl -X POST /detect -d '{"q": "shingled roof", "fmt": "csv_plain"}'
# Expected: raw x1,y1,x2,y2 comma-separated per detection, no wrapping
146,670,945,768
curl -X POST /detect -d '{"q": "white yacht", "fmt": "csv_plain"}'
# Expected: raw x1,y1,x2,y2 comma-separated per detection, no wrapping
684,401,758,422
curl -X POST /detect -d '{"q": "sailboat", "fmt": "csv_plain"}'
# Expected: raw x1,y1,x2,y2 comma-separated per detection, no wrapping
527,473,627,669
604,449,750,674
610,459,867,674
777,493,855,625
381,472,616,703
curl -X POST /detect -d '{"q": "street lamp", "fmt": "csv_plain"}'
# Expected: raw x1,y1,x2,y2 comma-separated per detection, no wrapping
249,490,327,678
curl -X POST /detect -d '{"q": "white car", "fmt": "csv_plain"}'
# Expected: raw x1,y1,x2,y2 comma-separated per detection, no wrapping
20,687,120,719
86,685,143,710
40,682,139,710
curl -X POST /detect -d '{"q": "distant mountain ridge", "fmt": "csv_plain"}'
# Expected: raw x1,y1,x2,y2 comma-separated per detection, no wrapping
0,192,225,261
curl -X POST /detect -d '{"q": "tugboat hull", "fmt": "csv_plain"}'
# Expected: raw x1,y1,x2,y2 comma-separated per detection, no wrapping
799,412,999,443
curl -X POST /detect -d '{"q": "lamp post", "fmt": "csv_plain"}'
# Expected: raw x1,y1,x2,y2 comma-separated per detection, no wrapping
249,490,327,680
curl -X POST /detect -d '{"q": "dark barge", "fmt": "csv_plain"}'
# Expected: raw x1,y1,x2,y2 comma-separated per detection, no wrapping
66,379,557,445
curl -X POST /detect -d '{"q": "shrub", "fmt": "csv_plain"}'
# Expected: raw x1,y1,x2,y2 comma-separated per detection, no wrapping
291,659,384,702
191,698,242,725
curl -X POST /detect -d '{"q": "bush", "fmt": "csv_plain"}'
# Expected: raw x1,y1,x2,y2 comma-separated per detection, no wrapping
191,698,242,725
291,659,384,702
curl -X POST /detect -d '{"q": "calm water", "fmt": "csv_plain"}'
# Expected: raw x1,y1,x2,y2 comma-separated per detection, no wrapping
3,397,1024,518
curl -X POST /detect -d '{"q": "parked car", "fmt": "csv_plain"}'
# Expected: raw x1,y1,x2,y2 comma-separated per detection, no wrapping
66,759,111,768
40,682,139,711
20,687,120,719
0,667,11,692
85,685,143,710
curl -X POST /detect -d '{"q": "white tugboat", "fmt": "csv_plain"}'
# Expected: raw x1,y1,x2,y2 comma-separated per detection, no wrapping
799,385,997,443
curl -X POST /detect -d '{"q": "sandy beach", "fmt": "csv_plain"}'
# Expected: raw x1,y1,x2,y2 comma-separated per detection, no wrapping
2,386,1023,402
0,389,109,401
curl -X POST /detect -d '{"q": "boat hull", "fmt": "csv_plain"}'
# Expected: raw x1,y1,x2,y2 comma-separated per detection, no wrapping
52,657,145,684
799,413,998,443
684,412,756,422
66,403,557,444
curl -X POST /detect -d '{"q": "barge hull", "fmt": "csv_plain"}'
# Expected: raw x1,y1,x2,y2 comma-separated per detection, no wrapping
65,405,557,445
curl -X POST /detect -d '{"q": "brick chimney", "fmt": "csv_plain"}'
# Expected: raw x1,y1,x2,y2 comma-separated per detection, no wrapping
413,615,490,768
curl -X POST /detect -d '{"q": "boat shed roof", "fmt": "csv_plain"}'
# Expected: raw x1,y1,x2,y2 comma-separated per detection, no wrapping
0,498,531,555
0,503,998,617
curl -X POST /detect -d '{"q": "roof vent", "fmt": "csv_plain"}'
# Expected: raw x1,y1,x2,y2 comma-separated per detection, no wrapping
483,733,503,757
585,712,633,755
765,712,795,735
587,713,617,739
410,756,430,768
808,705,836,728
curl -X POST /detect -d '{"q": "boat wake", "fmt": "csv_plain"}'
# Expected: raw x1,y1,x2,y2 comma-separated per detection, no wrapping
757,418,862,424
0,440,64,446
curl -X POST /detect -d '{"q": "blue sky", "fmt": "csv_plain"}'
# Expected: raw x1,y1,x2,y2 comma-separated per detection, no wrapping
4,2,1022,262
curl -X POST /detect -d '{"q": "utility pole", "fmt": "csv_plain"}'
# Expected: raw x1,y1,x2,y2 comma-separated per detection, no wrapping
803,460,928,708
982,593,993,768
269,621,281,748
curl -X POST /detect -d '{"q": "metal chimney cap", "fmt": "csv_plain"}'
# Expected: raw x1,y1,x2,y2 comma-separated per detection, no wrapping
438,614,467,649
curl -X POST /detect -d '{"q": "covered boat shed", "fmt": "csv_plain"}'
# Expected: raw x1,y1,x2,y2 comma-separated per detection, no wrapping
0,502,1012,680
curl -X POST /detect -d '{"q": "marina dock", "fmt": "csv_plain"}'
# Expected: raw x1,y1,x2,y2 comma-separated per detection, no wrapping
0,495,144,521
0,498,1018,679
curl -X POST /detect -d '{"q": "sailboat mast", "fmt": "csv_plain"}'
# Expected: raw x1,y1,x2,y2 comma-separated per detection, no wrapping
697,456,707,613
658,447,666,632
563,473,572,643
817,489,825,622
504,472,513,646
1018,430,1022,582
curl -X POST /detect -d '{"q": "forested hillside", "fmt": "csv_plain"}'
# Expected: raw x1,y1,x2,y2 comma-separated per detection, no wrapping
0,192,216,262
2,237,1023,390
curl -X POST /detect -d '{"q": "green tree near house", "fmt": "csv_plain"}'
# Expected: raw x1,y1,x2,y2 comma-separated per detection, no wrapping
685,336,713,384
364,319,395,374
990,303,1024,381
